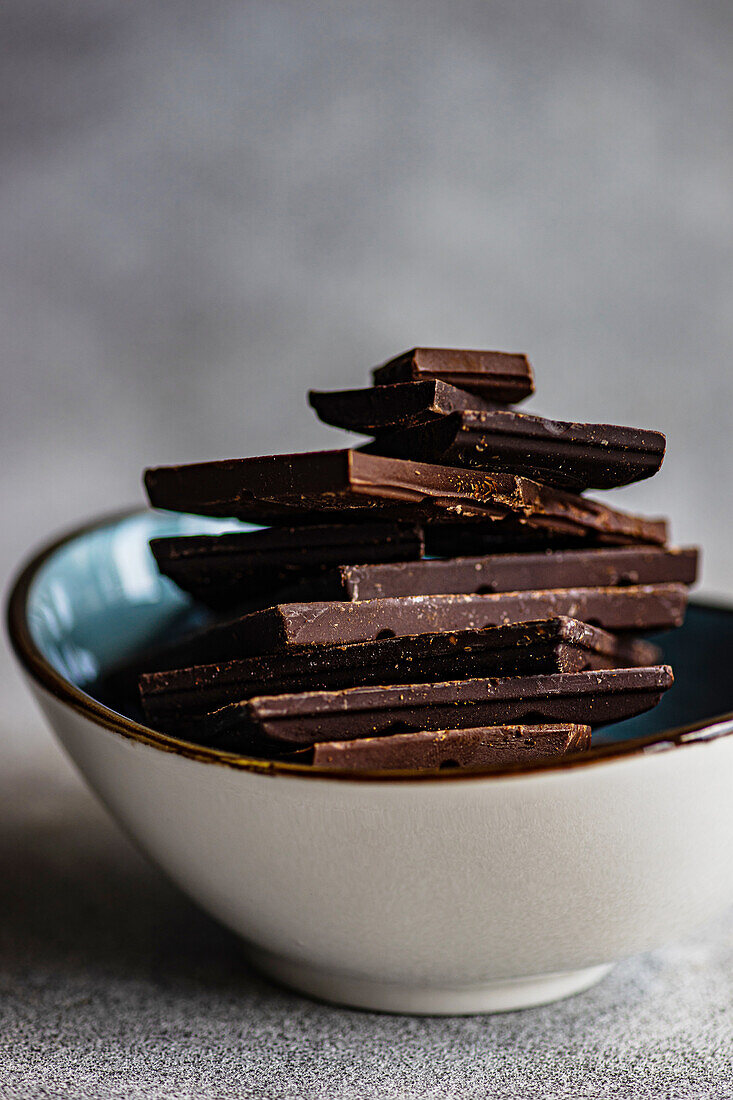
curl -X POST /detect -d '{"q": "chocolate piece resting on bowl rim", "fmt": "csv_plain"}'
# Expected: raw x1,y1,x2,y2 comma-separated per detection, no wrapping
194,666,674,749
138,617,661,729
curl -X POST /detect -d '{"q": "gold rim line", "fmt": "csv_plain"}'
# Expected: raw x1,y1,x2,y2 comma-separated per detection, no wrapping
6,507,733,783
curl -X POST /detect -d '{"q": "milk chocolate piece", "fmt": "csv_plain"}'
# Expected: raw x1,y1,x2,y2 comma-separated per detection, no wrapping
150,522,424,608
144,451,668,545
304,546,699,602
198,666,674,747
139,618,659,728
182,584,686,661
308,380,498,435
365,410,666,491
310,724,592,771
372,348,534,402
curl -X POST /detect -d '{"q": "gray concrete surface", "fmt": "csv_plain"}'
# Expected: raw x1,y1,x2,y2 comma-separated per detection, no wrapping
2,1,733,1095
3,741,733,1099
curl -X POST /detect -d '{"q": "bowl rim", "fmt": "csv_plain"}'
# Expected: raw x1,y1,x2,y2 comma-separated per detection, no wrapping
7,507,733,784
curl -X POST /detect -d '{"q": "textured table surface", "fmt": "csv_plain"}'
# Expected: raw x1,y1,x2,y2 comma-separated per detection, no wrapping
3,696,733,1100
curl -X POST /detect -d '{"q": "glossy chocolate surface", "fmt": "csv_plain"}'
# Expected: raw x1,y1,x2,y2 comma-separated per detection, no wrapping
139,617,660,728
310,723,591,771
144,450,668,544
372,347,534,401
197,665,674,747
365,408,665,491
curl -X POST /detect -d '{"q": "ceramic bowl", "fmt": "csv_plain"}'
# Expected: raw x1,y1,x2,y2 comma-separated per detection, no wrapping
8,510,733,1015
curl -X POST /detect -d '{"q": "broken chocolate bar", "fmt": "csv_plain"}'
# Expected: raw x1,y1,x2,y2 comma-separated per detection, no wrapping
144,451,668,545
139,617,660,728
308,380,498,435
364,409,666,491
310,724,592,771
135,338,688,771
372,348,535,402
197,665,674,747
300,546,699,602
150,522,424,608
423,520,597,555
178,584,686,662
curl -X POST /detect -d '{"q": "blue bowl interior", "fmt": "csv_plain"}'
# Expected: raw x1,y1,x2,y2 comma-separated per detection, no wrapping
27,512,252,682
26,511,733,745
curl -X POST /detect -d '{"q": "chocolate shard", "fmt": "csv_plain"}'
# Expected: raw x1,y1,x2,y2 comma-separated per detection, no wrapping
197,665,674,747
150,522,424,608
178,584,687,661
308,380,499,435
139,617,660,729
144,450,668,545
310,724,592,772
423,520,597,555
304,546,699,603
372,348,535,402
364,409,666,492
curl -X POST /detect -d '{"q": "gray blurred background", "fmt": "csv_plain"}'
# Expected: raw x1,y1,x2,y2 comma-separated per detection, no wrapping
3,0,733,725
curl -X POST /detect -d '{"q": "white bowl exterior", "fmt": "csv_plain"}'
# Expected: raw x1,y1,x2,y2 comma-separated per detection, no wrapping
29,678,733,1007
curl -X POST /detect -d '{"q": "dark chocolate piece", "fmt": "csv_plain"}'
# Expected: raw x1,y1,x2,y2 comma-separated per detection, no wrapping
139,617,659,728
372,348,534,402
144,450,668,545
423,520,596,556
308,380,498,435
150,522,424,608
198,666,674,747
310,724,592,771
302,546,699,602
364,410,666,491
181,584,686,661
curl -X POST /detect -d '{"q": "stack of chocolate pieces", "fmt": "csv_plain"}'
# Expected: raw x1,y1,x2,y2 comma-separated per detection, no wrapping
140,347,698,773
